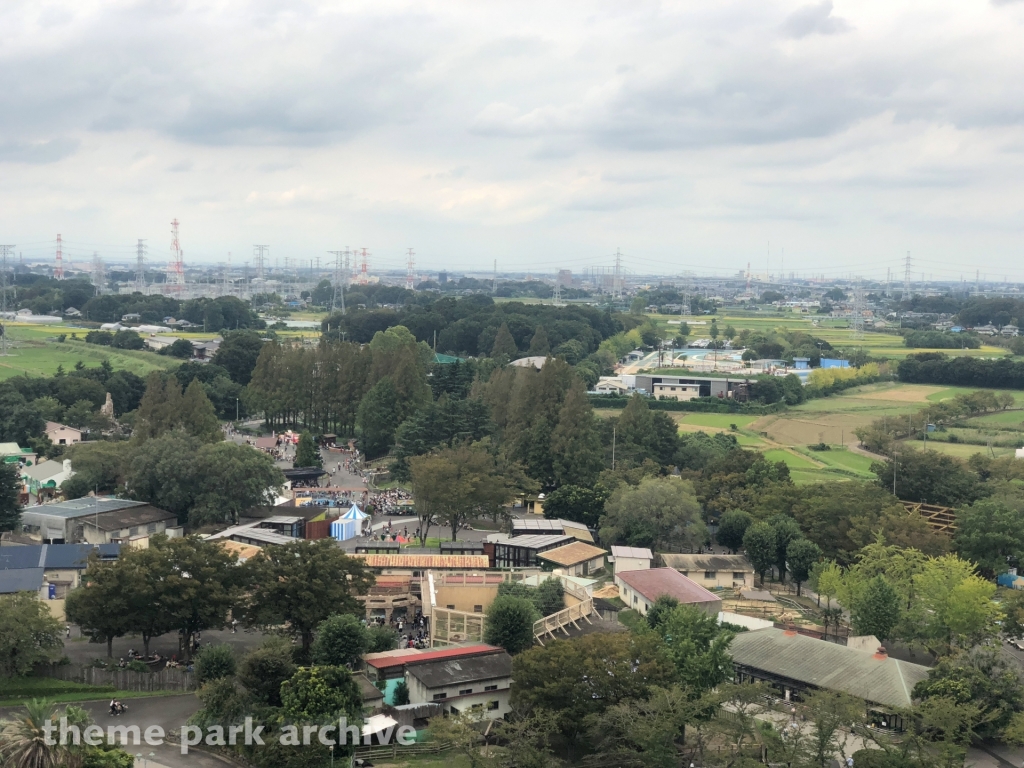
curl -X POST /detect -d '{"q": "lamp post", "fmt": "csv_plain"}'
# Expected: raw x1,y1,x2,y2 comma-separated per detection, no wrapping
236,397,239,422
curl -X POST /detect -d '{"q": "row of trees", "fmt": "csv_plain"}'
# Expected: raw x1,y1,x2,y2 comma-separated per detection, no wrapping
65,537,372,660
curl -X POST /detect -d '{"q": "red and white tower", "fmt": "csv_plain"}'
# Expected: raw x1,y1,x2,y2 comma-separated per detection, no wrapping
405,248,415,291
54,234,64,280
358,248,369,285
168,219,185,291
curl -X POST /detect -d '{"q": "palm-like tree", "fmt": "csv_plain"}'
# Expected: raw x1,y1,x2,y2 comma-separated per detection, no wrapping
0,699,89,768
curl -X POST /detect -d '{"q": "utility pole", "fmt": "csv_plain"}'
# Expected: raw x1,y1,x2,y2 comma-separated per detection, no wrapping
0,244,13,357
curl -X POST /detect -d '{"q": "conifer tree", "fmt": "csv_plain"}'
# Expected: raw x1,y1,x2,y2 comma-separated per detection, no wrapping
180,379,222,443
551,379,603,487
491,322,519,359
528,325,550,356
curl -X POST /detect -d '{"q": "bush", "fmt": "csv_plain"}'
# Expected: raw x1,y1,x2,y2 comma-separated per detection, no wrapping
484,595,539,655
237,639,296,707
365,624,399,654
312,614,368,667
394,679,410,706
125,660,149,673
195,643,237,684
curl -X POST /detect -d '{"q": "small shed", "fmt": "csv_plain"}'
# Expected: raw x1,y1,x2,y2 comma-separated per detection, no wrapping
537,541,607,577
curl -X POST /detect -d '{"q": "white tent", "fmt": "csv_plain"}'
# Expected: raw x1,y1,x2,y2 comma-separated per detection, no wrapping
341,504,368,520
330,519,357,541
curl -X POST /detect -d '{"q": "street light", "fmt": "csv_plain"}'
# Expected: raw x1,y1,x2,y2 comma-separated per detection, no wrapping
236,397,239,422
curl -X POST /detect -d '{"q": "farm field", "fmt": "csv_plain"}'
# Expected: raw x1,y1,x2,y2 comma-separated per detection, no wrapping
650,312,1009,360
0,324,180,380
915,441,1017,459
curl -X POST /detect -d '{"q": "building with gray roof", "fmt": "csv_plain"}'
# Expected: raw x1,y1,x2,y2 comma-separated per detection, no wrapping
730,627,930,725
20,498,178,544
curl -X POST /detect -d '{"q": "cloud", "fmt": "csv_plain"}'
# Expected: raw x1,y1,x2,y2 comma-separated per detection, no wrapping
0,138,79,164
781,1,852,38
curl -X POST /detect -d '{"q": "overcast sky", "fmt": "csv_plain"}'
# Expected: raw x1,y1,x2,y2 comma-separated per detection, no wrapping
2,0,1023,280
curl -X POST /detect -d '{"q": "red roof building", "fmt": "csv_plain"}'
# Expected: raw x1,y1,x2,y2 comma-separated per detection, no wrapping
614,567,722,617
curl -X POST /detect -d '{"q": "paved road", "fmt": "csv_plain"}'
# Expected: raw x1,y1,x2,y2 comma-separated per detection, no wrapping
0,695,228,768
63,628,271,667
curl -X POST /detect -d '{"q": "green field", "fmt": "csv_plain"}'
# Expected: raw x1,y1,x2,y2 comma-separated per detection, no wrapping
652,311,1009,361
0,324,181,380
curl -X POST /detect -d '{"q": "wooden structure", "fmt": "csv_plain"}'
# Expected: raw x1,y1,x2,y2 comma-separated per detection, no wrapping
900,500,957,534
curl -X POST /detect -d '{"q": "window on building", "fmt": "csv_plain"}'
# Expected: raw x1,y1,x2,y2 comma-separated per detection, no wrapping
129,527,139,536
432,693,447,701
633,595,638,604
147,523,157,533
733,572,747,580
446,604,455,610
488,701,500,711
459,689,473,696
473,605,483,613
484,684,498,691
704,571,716,579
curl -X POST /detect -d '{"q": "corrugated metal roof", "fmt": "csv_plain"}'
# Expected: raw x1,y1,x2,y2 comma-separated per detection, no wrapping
616,567,721,605
364,644,500,670
610,546,653,560
661,553,755,572
729,628,930,710
0,568,44,593
351,554,490,569
407,652,513,689
537,541,608,566
496,534,573,550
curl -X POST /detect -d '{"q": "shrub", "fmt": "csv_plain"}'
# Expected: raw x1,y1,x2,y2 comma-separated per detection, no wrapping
194,644,237,684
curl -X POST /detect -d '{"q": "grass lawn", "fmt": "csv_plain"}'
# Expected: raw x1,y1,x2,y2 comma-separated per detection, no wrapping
809,448,877,476
373,754,476,768
903,441,1015,459
964,410,1024,427
762,449,819,470
0,678,192,707
675,413,759,429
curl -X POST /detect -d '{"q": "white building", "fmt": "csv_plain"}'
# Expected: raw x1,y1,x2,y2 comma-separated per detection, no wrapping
45,422,82,447
405,650,513,720
610,546,653,574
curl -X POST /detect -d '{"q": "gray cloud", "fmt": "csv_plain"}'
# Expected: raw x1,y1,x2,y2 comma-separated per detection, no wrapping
781,1,852,38
0,137,79,164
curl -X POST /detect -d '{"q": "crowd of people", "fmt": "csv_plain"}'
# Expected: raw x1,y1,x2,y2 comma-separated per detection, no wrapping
368,488,413,516
369,610,430,650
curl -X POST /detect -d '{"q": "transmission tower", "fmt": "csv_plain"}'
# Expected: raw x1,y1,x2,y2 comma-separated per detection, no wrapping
91,253,105,294
613,249,623,299
168,220,185,291
0,244,14,357
327,250,347,315
55,234,64,280
406,248,416,291
903,251,912,299
135,239,147,293
851,281,864,339
357,248,369,285
253,245,269,281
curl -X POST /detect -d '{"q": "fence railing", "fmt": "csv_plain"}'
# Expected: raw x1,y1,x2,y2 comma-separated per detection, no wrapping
533,598,596,644
34,663,196,691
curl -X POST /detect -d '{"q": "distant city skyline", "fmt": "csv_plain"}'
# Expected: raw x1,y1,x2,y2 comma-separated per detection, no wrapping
2,1,1024,279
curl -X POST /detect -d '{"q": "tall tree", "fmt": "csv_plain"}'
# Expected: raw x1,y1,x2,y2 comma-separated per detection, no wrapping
311,613,368,667
769,515,803,581
599,477,706,552
150,535,243,659
484,595,539,655
550,380,604,487
0,463,22,545
743,521,777,585
294,430,322,468
851,575,901,642
241,540,373,653
134,373,184,439
786,538,822,596
716,509,752,553
954,497,1024,578
356,377,400,458
528,325,550,356
410,442,521,541
211,330,265,386
491,322,519,359
64,557,130,659
0,593,65,674
179,379,222,443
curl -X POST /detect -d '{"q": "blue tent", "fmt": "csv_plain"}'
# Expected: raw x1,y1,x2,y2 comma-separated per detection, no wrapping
341,504,368,521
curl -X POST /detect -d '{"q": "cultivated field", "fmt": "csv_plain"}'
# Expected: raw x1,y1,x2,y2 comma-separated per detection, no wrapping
0,324,180,380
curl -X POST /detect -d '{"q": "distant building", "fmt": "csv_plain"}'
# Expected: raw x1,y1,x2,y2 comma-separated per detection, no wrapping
556,269,573,287
45,422,82,447
660,553,755,590
20,498,180,545
404,647,513,720
609,546,653,574
1002,325,1019,337
536,542,607,577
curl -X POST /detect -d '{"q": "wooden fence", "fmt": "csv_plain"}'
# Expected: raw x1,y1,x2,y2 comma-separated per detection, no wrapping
533,598,596,645
34,663,196,692
355,741,451,759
